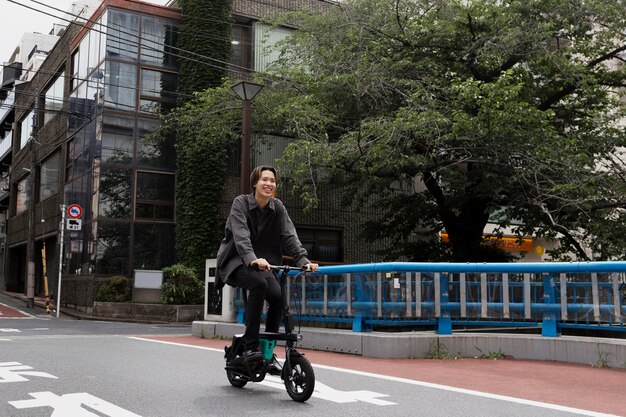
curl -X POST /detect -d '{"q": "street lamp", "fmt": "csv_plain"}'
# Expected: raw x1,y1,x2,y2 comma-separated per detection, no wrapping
231,81,264,194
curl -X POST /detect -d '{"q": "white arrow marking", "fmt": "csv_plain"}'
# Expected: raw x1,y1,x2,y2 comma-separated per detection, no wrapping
9,392,142,417
260,375,396,405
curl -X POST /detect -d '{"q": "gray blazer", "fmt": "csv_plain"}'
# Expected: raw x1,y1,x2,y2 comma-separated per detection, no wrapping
215,194,309,288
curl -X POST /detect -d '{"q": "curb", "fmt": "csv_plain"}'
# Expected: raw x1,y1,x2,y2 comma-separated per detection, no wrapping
192,320,626,368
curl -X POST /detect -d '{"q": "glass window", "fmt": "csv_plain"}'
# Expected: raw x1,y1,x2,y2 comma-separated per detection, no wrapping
253,22,293,72
44,72,65,125
95,221,131,274
39,151,61,201
252,134,289,168
135,171,175,220
79,32,90,81
133,223,175,270
15,176,30,214
140,69,177,101
137,118,174,168
296,228,343,263
141,16,179,69
19,109,34,149
104,61,137,111
107,9,139,62
100,115,134,164
231,24,252,70
68,83,88,132
98,168,131,219
70,50,79,90
88,19,102,76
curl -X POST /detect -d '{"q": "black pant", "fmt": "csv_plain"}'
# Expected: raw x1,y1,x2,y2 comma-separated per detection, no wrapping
229,266,283,350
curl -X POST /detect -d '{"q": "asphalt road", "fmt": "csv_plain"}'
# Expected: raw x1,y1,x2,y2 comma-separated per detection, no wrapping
1,293,623,417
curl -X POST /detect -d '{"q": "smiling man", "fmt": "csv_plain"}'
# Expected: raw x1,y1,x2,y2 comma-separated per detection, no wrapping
216,165,318,365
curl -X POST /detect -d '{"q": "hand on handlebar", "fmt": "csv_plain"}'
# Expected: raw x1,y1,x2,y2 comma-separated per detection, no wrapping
305,263,319,273
251,258,270,271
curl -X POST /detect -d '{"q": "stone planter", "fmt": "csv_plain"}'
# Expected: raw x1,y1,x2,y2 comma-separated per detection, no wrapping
92,302,203,323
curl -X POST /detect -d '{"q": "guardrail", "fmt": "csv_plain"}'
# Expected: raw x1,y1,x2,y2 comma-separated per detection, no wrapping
231,262,626,336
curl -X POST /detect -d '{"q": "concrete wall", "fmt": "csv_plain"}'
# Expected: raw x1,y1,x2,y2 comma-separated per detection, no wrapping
192,321,626,368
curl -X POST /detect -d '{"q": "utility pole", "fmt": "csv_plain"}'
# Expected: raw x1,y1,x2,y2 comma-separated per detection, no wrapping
56,204,65,318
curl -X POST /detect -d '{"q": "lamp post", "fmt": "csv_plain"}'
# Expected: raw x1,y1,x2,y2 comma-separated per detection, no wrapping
231,81,264,194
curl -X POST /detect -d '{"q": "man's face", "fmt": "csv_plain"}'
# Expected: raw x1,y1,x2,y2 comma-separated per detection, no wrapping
254,170,276,198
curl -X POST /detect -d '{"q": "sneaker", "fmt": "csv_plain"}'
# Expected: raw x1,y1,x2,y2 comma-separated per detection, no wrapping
266,354,282,375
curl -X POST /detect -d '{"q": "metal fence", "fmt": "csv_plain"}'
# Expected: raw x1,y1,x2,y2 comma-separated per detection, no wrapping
232,262,626,336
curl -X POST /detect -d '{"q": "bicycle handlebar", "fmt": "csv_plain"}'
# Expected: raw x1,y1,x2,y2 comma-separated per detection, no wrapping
269,265,309,272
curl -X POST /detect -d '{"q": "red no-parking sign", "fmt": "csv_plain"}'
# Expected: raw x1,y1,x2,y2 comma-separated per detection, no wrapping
67,204,83,219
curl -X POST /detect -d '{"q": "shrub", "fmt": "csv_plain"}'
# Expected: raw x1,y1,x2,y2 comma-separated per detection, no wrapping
95,276,131,302
161,264,204,305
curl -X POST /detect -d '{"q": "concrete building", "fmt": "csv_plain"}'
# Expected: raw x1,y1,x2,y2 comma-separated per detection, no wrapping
1,0,385,313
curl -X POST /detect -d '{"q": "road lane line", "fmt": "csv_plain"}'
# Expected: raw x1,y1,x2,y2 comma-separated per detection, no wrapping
129,336,620,417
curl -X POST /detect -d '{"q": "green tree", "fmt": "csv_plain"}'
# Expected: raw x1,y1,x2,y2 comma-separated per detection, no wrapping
252,0,626,261
158,84,241,275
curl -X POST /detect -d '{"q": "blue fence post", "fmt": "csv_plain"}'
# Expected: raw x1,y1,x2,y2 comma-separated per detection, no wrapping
437,273,452,335
542,274,559,337
352,274,373,332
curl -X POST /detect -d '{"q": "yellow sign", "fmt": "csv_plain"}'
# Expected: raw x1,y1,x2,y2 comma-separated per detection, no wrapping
440,233,533,252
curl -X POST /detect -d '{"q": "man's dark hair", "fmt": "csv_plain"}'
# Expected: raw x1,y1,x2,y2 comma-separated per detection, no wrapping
250,165,277,190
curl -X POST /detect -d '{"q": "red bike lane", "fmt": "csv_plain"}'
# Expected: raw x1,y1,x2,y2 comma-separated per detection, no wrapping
0,303,31,318
147,335,626,417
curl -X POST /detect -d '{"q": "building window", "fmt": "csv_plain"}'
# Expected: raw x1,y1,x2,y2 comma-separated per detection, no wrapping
39,151,61,201
95,221,131,274
15,176,30,214
104,61,137,111
140,16,179,69
140,68,177,101
135,171,175,220
106,9,139,62
70,50,79,90
137,118,175,168
44,72,65,126
19,109,34,149
252,134,289,168
100,115,134,164
253,22,293,72
133,223,175,270
296,228,343,263
231,23,252,70
98,167,132,219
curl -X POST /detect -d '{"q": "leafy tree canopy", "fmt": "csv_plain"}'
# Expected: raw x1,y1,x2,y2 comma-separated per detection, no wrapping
247,0,626,261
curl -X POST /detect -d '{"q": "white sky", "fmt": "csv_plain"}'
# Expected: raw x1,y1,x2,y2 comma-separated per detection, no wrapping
0,0,169,64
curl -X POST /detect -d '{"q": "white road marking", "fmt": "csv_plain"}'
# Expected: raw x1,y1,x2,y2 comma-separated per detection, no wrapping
9,392,142,417
0,362,58,383
129,336,620,417
260,376,396,405
0,328,21,332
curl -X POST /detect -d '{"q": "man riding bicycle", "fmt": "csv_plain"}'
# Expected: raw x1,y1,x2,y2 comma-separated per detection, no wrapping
216,165,318,367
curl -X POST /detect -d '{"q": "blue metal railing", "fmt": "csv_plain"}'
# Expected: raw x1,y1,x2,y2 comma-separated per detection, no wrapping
233,262,626,336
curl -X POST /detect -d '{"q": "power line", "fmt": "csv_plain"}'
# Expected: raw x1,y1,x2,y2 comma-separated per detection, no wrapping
20,0,254,77
0,63,193,104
